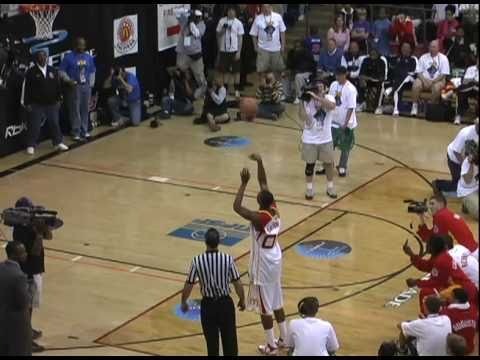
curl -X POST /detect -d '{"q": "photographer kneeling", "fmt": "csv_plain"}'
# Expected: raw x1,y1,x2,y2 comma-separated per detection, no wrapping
299,80,338,200
11,197,53,353
194,77,229,132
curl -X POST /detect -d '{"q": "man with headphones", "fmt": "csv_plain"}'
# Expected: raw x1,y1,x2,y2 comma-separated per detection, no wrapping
286,297,340,356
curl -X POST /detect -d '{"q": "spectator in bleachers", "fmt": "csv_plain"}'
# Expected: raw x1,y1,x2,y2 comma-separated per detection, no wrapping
256,72,285,120
304,25,322,65
351,7,371,54
194,77,229,132
437,5,460,54
318,39,343,85
445,27,471,70
432,4,459,25
446,333,468,356
327,14,350,52
384,42,418,116
160,67,194,119
340,4,355,31
341,41,365,90
390,13,417,50
286,40,316,104
455,56,479,124
372,8,392,57
440,287,477,355
398,295,451,356
357,47,387,115
410,40,450,116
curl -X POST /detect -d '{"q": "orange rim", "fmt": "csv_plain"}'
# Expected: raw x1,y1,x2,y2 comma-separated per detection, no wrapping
19,4,59,14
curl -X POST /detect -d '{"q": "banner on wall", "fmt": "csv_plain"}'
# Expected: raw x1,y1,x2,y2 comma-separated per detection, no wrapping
114,14,139,58
157,4,190,52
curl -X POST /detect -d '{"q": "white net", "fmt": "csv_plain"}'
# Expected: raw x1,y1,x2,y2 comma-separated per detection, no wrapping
26,4,60,40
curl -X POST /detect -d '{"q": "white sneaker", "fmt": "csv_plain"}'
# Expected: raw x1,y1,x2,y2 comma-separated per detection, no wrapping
410,103,418,116
84,133,91,139
393,109,400,116
356,102,365,112
454,115,461,125
26,147,35,155
374,107,383,115
257,344,278,356
293,97,300,105
55,143,69,151
384,87,393,97
275,338,289,349
298,14,305,21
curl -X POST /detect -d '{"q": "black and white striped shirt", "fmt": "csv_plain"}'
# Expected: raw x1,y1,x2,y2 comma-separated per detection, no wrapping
186,250,240,299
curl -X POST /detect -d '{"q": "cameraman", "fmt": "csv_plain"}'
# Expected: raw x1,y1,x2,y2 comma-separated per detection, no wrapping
194,77,229,132
299,80,337,200
416,193,478,260
175,8,207,100
104,66,142,127
12,197,52,353
457,140,478,220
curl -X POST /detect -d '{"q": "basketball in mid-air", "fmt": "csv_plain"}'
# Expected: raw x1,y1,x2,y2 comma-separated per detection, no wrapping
239,97,258,122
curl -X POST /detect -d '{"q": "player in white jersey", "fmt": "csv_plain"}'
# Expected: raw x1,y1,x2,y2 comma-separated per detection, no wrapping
233,153,287,355
445,235,479,289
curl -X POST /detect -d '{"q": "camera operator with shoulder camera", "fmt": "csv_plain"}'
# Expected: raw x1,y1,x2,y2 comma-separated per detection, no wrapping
414,193,478,260
299,79,338,200
457,140,479,220
11,197,54,353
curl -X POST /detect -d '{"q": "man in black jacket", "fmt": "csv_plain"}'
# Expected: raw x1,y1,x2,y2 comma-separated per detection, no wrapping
0,241,31,356
358,47,387,114
21,48,68,155
286,40,316,104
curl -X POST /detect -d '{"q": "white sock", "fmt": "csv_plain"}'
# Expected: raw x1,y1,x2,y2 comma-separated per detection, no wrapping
327,181,334,189
278,321,288,342
265,328,276,347
307,183,313,190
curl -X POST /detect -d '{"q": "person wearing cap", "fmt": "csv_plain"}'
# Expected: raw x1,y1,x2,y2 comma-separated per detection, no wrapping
286,297,339,356
12,197,53,353
328,66,358,177
21,48,69,155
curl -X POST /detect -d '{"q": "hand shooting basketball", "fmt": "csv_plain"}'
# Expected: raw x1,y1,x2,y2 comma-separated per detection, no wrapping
248,153,262,162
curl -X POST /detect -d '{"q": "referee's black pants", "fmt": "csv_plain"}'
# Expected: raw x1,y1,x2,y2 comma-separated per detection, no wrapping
200,296,238,356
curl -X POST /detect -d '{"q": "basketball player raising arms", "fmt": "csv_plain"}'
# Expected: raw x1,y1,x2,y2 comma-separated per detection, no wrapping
233,153,287,355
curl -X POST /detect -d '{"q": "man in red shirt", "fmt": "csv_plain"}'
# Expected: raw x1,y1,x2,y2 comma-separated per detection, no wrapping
416,193,478,259
441,287,477,355
403,235,478,315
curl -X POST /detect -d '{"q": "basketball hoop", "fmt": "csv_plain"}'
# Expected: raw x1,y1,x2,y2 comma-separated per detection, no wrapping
20,4,60,40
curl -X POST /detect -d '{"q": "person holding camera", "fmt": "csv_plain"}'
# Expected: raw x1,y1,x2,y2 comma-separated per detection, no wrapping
160,67,194,119
457,140,479,220
21,48,69,156
194,77,229,132
299,81,338,200
255,72,285,120
12,197,53,353
286,297,339,356
59,37,96,141
175,8,207,100
104,67,141,127
415,193,478,260
216,6,245,98
0,241,31,356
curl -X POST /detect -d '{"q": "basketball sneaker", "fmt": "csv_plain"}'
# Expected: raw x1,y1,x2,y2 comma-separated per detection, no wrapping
26,147,35,155
410,103,418,116
257,343,278,355
275,338,288,349
326,187,338,199
305,188,314,200
454,115,461,125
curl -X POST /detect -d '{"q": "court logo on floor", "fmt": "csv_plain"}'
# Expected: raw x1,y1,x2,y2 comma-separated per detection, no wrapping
174,299,201,321
295,240,351,259
169,219,250,246
204,136,251,148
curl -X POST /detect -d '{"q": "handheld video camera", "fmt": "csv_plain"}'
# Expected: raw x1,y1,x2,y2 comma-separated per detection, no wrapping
465,140,478,165
404,199,428,214
1,206,63,229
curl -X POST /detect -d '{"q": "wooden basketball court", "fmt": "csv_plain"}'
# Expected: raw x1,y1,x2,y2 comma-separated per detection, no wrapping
0,102,478,355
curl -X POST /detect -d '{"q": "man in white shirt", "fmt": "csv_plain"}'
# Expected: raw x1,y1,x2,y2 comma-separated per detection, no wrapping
250,4,287,80
328,66,358,177
299,81,337,200
455,57,478,125
444,235,478,288
398,295,452,356
434,120,479,194
216,6,245,98
287,297,339,356
411,40,450,116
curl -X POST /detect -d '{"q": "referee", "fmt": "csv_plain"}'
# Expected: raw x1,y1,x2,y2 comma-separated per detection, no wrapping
181,228,245,356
